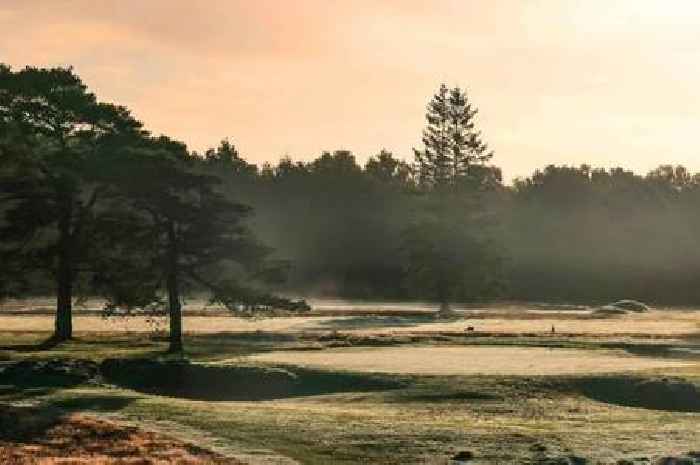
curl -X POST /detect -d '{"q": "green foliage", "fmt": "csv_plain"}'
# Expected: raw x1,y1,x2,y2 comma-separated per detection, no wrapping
202,138,257,176
413,84,493,189
91,135,307,350
0,65,146,339
506,164,700,303
401,192,504,306
0,65,305,349
402,84,504,308
365,149,413,185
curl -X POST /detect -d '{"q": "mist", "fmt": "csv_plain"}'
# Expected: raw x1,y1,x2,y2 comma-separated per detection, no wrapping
204,147,700,305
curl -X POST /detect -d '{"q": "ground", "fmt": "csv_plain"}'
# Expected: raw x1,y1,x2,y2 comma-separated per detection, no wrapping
0,406,242,464
0,300,699,464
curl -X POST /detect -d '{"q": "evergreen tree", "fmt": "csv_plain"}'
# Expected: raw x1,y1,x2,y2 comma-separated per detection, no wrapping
99,138,306,353
203,138,257,176
365,149,413,186
0,65,144,341
405,84,502,316
413,84,492,189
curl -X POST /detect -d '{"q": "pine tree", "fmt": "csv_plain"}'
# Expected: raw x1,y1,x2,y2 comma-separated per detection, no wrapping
413,84,492,189
0,65,144,341
405,84,501,316
365,149,413,186
203,138,257,176
97,138,306,353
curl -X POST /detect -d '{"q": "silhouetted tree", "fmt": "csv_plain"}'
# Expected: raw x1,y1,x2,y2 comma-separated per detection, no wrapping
503,163,700,303
203,138,257,176
404,84,502,315
99,138,301,352
413,84,492,188
365,149,414,186
0,65,144,341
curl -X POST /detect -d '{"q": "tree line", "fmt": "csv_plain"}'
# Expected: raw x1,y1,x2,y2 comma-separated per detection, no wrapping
2,66,700,350
201,87,700,308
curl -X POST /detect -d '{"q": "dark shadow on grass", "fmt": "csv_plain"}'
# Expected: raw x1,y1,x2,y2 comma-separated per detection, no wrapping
193,332,297,342
49,394,135,414
0,361,133,442
0,358,100,405
0,395,135,442
568,376,700,412
176,332,301,360
0,404,66,442
101,358,406,401
622,343,700,360
386,390,500,403
0,335,63,352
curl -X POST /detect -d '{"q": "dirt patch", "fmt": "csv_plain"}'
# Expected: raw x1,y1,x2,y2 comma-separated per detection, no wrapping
0,406,241,464
246,346,694,376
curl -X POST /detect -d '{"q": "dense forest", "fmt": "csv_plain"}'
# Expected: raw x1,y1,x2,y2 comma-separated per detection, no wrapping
3,64,700,345
190,90,700,307
197,146,700,306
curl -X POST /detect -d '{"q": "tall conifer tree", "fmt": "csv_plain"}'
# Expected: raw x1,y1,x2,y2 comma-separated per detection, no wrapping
406,84,501,316
414,84,492,188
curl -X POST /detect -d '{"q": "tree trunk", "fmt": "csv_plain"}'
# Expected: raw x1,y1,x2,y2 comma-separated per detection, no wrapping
435,278,456,319
167,270,183,353
436,300,456,319
54,268,73,340
166,224,183,353
54,203,74,341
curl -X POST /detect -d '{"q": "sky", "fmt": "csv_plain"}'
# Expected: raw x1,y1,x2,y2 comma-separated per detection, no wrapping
1,0,699,181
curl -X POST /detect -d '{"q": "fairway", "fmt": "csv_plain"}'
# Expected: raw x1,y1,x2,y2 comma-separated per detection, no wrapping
246,346,693,375
1,307,699,464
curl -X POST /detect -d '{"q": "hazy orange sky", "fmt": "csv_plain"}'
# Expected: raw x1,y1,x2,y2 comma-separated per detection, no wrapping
2,0,699,181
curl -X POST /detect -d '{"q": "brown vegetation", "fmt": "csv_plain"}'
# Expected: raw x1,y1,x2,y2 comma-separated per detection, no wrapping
0,407,240,465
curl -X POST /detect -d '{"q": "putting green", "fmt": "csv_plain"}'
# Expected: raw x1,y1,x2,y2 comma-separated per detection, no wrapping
247,346,693,376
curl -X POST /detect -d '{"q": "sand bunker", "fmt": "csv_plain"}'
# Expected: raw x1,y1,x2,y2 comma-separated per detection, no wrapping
247,346,693,376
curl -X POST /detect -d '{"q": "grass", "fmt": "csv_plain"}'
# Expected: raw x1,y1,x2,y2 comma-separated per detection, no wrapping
1,303,699,464
0,331,297,363
0,405,243,464
8,370,700,464
245,345,694,375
